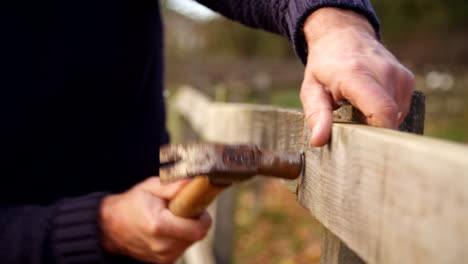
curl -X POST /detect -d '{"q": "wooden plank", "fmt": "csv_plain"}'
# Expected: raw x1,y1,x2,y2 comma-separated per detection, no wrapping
321,228,365,264
298,124,468,264
173,86,468,264
319,92,425,264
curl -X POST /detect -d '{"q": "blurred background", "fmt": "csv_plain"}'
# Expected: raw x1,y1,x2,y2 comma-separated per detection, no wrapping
162,1,468,263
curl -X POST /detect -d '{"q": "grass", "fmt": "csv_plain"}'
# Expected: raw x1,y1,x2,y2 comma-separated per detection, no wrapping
269,88,302,109
426,121,468,142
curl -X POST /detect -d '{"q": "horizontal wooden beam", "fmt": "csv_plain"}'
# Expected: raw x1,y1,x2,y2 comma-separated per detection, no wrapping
173,86,468,264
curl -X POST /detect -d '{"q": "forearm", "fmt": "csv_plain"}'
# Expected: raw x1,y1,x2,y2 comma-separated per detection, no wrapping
196,0,380,63
303,7,376,45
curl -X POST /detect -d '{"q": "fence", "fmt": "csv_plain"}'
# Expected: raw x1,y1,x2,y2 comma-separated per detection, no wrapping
172,86,468,264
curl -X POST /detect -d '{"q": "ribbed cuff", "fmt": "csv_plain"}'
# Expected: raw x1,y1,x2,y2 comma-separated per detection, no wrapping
285,0,381,65
50,192,109,264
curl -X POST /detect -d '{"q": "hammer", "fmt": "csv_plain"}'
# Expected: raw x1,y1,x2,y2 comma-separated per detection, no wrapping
159,143,303,218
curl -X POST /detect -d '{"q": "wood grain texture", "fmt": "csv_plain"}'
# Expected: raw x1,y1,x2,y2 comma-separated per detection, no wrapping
319,90,426,264
174,86,468,264
321,229,365,264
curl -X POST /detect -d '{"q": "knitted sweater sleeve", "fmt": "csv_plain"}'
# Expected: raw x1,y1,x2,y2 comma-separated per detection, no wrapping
195,0,380,64
0,192,114,264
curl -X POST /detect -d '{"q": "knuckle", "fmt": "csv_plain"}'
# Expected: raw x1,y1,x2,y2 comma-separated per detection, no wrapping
396,68,415,97
200,212,213,228
344,58,368,74
149,242,165,255
205,215,213,228
406,69,416,83
345,58,361,71
185,229,204,242
300,88,318,104
404,70,416,89
194,229,209,241
304,108,321,123
299,81,318,102
148,220,163,236
337,77,352,99
382,63,397,77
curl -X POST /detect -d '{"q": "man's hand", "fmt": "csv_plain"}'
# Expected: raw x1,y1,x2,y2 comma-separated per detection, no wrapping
300,7,415,147
99,177,212,264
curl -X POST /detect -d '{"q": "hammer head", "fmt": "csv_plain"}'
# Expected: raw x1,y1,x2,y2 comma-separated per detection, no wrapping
159,143,303,185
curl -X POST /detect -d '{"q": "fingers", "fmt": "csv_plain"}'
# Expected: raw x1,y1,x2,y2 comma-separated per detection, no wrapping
139,177,212,241
102,178,211,264
146,236,192,264
396,68,415,125
300,77,334,147
140,177,190,200
154,210,212,242
300,67,413,147
340,74,400,129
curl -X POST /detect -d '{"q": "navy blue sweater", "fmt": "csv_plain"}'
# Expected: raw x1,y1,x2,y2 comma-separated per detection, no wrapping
0,0,378,263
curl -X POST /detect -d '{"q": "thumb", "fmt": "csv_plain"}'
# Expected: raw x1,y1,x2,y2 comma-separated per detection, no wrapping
300,77,334,147
139,177,190,200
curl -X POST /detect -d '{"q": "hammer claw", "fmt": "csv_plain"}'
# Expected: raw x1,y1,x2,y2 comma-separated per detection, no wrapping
160,145,182,164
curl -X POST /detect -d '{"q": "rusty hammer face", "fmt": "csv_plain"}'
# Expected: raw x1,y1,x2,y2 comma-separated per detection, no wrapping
159,143,303,185
159,143,303,218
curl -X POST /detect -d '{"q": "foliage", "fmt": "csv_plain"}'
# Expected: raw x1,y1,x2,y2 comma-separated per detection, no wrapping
199,19,294,59
373,0,468,34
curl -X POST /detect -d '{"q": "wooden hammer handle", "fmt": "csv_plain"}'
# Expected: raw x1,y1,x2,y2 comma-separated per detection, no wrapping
168,175,229,218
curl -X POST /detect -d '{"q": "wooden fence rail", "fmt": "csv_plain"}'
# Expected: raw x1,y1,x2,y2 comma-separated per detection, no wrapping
173,86,468,264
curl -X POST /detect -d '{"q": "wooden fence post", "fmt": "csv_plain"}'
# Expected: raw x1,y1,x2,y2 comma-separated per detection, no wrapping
172,104,216,264
212,85,236,264
175,86,237,264
213,186,237,264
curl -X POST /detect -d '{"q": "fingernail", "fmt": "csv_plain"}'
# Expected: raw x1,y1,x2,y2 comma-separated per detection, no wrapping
311,121,320,143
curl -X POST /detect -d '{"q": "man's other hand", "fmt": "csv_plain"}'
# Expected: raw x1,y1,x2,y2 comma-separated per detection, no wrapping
99,177,212,264
300,7,415,147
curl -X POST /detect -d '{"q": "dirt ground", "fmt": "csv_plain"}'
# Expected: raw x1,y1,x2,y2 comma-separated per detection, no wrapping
234,179,322,264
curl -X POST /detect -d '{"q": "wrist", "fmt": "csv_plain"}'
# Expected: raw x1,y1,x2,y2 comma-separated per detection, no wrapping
303,7,376,47
98,194,122,256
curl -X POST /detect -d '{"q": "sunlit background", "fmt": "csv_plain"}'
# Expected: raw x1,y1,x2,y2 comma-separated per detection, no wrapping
163,0,468,263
